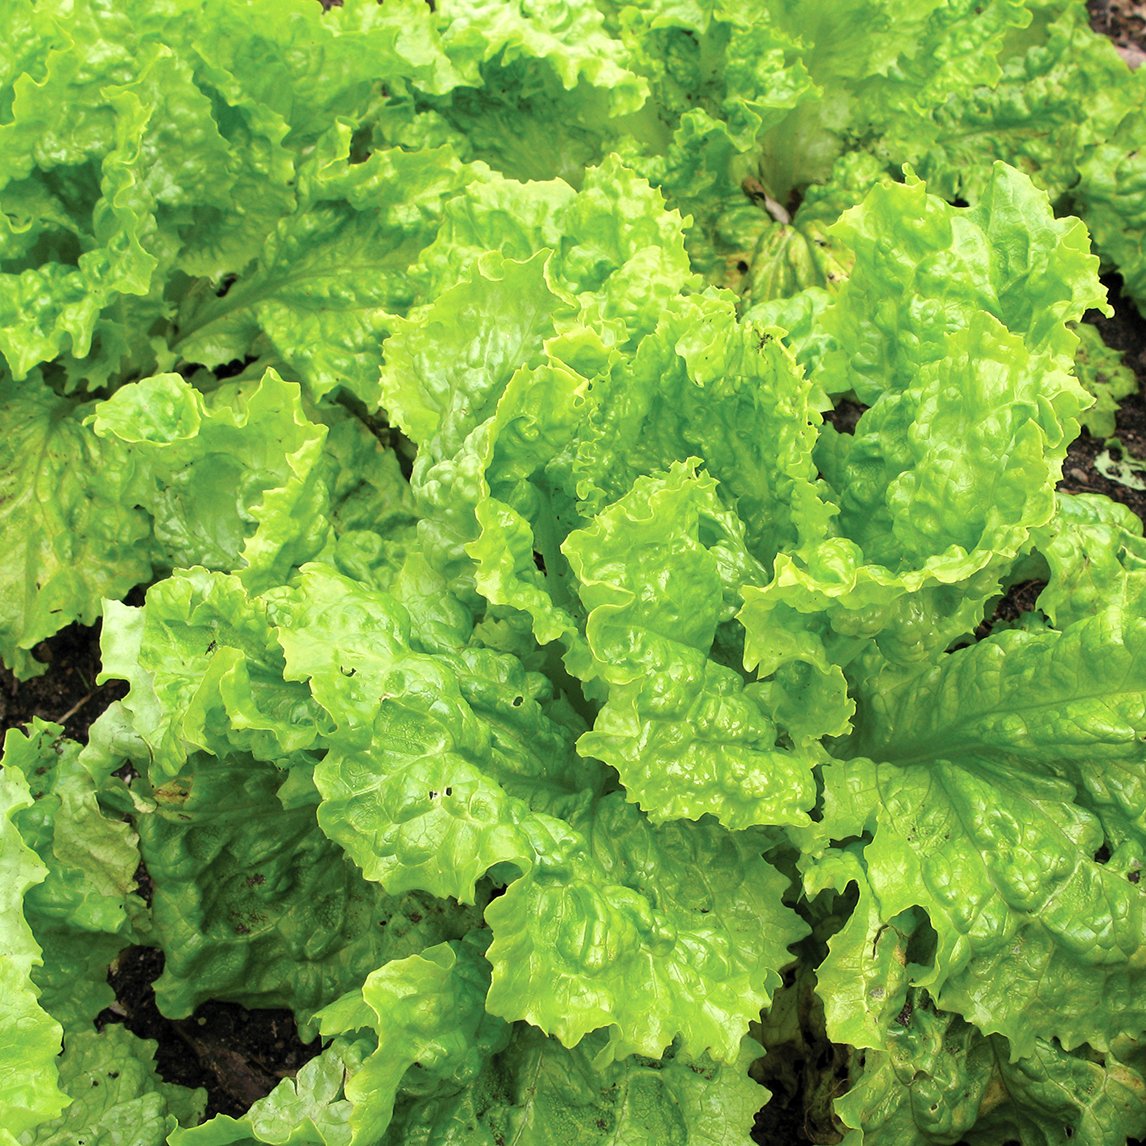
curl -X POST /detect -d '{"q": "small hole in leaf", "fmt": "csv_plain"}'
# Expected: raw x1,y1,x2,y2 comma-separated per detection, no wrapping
512,696,523,707
1094,843,1112,864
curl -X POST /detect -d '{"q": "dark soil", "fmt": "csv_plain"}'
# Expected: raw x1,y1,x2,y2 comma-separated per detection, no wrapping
1060,276,1146,521
1089,0,1146,65
96,947,319,1118
0,621,127,743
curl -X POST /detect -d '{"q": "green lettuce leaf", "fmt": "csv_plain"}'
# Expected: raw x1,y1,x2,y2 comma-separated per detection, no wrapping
91,369,330,589
3,720,144,1031
0,380,151,677
0,6,224,387
0,753,67,1141
137,748,479,1028
23,1025,205,1146
1076,77,1146,307
484,792,806,1063
327,935,510,1144
269,561,596,904
613,3,816,282
176,931,767,1145
435,0,647,113
269,561,803,1062
866,3,1131,202
381,1025,764,1146
753,0,1028,203
98,568,322,781
1072,323,1138,439
834,991,1146,1146
0,0,463,389
812,609,1146,1058
740,165,1099,672
564,460,827,828
171,127,476,403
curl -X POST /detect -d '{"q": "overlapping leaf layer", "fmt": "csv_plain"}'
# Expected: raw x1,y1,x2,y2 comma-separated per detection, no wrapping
3,1,1146,1143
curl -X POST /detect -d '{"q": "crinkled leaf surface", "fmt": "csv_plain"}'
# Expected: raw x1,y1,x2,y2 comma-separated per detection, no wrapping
0,381,151,677
23,1025,205,1146
808,509,1146,1059
564,461,825,828
835,992,1146,1146
0,754,67,1139
269,561,593,904
484,792,806,1063
4,720,144,1031
137,750,480,1026
91,369,330,589
99,568,321,781
7,3,1146,1144
172,130,476,403
177,933,765,1145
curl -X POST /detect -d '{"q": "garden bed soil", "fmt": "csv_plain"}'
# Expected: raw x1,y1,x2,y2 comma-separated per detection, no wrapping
1089,0,1146,66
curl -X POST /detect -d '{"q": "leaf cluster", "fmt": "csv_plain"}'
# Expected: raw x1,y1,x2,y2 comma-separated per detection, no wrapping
3,2,1146,1143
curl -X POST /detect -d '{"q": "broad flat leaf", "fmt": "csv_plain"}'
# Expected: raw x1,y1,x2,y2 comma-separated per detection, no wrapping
820,164,1105,403
382,251,573,458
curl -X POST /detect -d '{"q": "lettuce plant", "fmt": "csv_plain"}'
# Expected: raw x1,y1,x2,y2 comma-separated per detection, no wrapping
3,2,1146,1143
